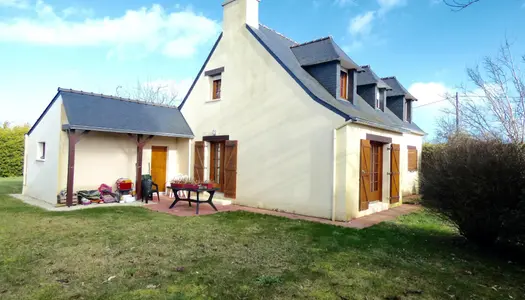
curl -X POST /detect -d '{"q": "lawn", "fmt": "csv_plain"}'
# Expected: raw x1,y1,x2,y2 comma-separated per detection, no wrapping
0,178,524,299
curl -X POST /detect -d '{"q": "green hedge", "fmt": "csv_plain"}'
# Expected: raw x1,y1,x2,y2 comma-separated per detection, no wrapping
0,124,29,177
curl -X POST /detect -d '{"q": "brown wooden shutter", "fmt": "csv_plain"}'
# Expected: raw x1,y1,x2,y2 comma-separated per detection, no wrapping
390,144,400,204
407,146,418,171
224,140,238,199
194,141,205,182
359,139,371,211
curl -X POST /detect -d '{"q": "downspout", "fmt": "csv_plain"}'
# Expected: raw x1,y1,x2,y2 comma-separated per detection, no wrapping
332,117,357,221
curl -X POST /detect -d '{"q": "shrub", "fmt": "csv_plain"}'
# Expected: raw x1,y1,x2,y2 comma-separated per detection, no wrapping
0,123,29,177
421,136,525,249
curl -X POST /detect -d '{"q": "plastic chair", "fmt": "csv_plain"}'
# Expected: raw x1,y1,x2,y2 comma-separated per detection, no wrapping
141,175,160,203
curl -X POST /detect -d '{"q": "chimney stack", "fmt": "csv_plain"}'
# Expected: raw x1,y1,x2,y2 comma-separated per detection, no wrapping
222,0,260,35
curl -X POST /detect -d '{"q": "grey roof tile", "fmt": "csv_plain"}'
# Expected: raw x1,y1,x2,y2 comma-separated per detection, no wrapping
249,25,424,135
382,77,417,100
357,66,391,90
60,89,193,138
290,36,361,70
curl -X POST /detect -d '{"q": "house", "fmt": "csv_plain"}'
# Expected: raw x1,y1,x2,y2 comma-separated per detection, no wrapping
179,0,424,220
23,0,423,221
23,89,193,205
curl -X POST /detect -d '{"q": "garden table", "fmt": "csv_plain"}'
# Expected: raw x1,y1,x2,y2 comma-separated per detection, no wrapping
169,187,217,215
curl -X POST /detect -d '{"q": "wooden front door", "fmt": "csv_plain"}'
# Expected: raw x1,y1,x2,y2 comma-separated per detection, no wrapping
210,141,225,191
369,142,383,202
151,146,167,192
360,140,383,211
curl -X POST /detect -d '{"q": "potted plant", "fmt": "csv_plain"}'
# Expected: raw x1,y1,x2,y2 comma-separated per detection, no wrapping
199,180,215,189
183,178,199,190
170,175,188,189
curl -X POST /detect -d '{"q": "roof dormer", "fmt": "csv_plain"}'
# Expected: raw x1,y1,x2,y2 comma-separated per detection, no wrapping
356,65,391,111
381,76,418,123
291,37,362,104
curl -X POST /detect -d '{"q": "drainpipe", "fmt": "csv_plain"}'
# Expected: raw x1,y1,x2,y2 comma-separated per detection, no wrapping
332,118,357,222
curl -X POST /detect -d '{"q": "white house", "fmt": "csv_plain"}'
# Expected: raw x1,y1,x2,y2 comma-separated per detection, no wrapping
179,0,424,220
23,0,423,221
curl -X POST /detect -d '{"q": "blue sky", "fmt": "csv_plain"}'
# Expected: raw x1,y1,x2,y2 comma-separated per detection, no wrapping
1,0,524,139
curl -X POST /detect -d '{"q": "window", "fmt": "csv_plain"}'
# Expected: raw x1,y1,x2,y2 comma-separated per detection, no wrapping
212,76,222,100
370,143,381,192
408,146,418,171
375,89,381,109
37,142,46,160
340,70,348,99
406,100,412,123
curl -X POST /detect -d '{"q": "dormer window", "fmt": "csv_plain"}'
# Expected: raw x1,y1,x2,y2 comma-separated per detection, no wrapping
375,89,381,109
405,100,412,123
340,70,348,99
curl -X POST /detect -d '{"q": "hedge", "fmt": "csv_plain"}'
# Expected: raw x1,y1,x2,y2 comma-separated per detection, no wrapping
0,124,29,177
421,136,525,251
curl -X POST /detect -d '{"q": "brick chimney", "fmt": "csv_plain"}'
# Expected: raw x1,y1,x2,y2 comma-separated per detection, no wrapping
222,0,260,35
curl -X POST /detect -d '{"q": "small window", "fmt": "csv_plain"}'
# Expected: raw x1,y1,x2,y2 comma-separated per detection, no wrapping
375,89,381,109
212,76,221,100
37,142,46,160
408,146,418,171
340,70,348,99
406,100,412,123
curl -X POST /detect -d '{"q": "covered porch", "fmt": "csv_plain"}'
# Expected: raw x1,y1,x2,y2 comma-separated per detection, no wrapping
56,89,194,206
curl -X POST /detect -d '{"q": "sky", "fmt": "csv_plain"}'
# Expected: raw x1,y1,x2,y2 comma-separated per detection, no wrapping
1,0,525,139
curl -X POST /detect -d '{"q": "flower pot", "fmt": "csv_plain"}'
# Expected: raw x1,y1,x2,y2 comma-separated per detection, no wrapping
183,184,199,189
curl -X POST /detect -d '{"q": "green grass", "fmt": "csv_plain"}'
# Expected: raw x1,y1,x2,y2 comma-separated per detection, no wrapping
0,178,524,299
0,177,23,194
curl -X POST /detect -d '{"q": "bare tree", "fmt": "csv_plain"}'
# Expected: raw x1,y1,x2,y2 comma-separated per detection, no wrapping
116,80,179,107
443,0,480,10
440,39,525,143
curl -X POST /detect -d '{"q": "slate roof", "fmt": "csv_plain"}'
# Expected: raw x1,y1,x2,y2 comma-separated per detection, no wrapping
357,66,392,90
291,37,361,71
247,25,424,135
29,88,194,138
382,77,418,101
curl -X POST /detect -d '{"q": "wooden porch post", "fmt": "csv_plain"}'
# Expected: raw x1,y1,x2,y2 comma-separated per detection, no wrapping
66,130,77,207
128,134,154,201
136,135,144,201
66,129,90,207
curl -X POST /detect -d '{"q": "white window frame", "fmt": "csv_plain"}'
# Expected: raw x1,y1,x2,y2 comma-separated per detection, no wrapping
37,141,46,161
375,88,381,109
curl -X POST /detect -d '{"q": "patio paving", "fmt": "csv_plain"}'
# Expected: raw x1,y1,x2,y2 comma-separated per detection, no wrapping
145,195,421,229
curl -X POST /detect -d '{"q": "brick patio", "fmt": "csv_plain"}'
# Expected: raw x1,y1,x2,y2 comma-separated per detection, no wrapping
144,195,421,229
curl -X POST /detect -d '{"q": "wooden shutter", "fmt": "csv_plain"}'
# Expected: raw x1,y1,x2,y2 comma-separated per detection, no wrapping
408,146,418,171
194,141,205,182
390,144,400,204
359,139,371,211
224,140,238,199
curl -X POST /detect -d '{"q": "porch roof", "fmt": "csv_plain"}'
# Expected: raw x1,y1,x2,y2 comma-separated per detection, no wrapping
60,88,194,138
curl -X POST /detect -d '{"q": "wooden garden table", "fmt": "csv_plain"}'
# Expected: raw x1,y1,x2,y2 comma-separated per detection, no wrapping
169,187,217,215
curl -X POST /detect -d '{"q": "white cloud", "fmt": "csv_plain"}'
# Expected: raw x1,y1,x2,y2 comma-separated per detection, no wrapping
377,0,407,14
0,0,28,8
348,11,375,36
334,0,355,6
0,1,220,59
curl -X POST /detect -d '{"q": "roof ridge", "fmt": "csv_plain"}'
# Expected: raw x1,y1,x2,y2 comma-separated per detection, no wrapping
259,24,298,44
381,76,396,80
290,36,332,48
57,88,179,109
361,65,370,68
